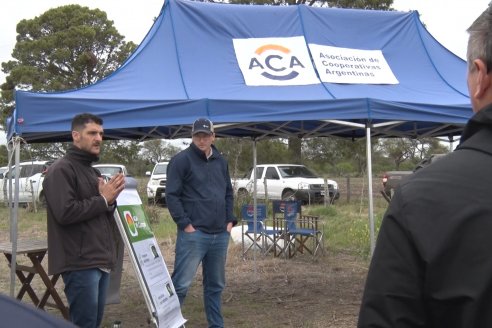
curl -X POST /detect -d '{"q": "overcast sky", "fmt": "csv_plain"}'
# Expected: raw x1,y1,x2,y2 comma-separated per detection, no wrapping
1,0,490,81
0,0,490,143
393,0,489,59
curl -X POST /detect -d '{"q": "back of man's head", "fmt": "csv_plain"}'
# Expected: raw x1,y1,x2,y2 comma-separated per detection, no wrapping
467,4,492,72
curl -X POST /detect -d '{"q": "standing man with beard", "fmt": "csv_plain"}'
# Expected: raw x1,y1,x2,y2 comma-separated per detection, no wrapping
358,5,492,327
43,113,125,328
166,118,237,328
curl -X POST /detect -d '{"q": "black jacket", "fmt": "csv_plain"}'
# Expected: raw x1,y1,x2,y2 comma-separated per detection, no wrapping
166,143,236,233
43,146,118,275
358,104,492,327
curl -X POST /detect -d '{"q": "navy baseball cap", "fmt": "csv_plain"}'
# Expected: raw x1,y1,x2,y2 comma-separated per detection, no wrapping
192,118,214,135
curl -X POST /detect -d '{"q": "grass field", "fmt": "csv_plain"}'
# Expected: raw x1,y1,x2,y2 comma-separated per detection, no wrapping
0,177,388,327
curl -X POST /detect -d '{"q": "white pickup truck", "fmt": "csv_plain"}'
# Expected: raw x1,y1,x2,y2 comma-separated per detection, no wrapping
0,162,130,207
232,164,339,204
93,163,130,178
0,160,52,205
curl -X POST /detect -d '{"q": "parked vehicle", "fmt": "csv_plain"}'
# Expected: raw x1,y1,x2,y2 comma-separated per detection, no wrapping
232,164,340,205
0,166,8,179
0,166,9,202
381,170,413,198
382,153,448,198
0,160,52,205
146,162,169,205
93,164,130,178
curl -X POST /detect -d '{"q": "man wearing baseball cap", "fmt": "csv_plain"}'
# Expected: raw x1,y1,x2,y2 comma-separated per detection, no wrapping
166,118,237,328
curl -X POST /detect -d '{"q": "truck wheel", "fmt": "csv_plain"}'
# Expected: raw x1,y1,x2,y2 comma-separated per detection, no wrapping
282,190,295,201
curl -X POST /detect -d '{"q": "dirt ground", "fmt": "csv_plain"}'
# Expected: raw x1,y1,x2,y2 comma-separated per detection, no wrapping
0,235,368,328
101,239,369,328
0,237,368,328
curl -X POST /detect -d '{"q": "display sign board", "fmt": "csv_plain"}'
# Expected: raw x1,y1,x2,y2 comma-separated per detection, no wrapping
114,178,186,328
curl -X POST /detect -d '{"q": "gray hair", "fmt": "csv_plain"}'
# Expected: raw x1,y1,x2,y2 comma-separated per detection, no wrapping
467,3,492,72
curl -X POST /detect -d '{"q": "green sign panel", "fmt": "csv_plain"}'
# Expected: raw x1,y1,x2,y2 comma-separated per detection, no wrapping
117,205,154,242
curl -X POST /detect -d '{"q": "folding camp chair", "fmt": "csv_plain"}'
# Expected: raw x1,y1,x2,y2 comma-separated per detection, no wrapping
271,200,291,258
241,204,266,257
295,214,325,258
262,214,284,256
241,204,283,257
273,200,324,259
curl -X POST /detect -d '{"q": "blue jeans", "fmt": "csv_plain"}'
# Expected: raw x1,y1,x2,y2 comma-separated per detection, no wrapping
172,229,230,328
62,268,110,328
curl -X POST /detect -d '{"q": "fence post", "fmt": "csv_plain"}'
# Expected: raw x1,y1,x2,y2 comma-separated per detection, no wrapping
263,179,268,203
30,180,37,213
323,178,329,207
346,176,351,203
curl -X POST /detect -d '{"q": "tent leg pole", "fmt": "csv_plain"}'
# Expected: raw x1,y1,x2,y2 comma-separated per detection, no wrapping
366,127,375,257
252,139,258,277
10,137,21,297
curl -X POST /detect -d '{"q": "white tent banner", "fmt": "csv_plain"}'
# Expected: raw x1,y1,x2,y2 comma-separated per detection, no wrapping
309,44,399,84
233,36,320,86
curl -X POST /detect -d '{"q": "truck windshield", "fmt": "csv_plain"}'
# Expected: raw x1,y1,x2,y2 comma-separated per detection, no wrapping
278,166,318,178
154,164,168,175
96,167,122,176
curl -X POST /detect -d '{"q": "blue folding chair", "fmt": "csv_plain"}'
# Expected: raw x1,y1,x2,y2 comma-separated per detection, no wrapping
273,200,324,259
241,204,282,257
241,204,266,257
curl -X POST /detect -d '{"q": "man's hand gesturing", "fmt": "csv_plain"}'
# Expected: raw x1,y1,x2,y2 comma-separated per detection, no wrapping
99,173,125,205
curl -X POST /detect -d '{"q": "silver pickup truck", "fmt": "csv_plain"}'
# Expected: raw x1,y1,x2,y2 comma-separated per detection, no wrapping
382,154,447,199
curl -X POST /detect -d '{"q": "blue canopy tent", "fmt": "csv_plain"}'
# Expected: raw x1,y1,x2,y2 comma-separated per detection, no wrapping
9,0,470,142
6,0,472,260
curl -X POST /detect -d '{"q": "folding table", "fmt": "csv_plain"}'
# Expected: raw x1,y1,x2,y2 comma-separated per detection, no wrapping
0,239,69,319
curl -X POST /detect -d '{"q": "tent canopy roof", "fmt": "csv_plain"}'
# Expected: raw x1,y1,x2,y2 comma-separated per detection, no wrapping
10,0,471,143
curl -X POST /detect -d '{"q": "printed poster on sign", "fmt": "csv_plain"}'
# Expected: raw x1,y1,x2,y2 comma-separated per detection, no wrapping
233,36,320,86
119,206,153,243
308,44,399,84
116,186,186,328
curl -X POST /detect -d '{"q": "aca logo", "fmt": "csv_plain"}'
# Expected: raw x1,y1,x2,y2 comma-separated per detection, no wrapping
278,201,297,220
246,205,255,217
279,201,286,213
248,44,305,81
124,210,139,237
285,203,296,216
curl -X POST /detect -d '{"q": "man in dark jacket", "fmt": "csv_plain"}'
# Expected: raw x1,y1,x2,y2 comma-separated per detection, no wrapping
358,5,492,328
166,118,237,328
43,113,125,328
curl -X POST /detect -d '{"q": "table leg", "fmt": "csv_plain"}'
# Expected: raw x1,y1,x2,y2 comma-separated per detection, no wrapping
4,253,40,305
28,253,70,319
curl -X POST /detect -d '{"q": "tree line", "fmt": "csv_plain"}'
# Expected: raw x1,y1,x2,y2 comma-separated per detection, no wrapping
0,134,450,178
